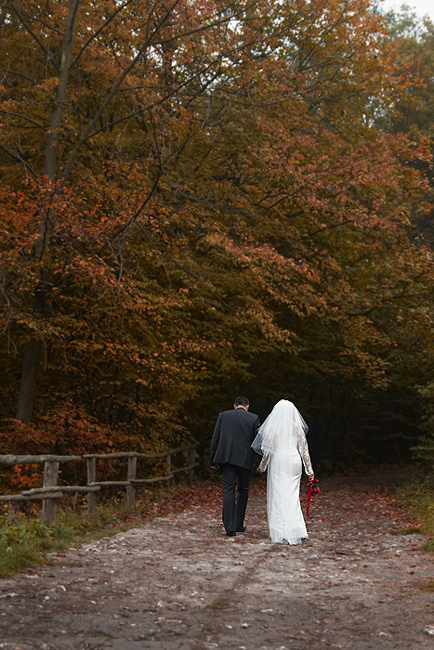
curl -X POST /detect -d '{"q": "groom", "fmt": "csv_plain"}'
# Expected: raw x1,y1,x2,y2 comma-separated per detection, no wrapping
210,396,261,536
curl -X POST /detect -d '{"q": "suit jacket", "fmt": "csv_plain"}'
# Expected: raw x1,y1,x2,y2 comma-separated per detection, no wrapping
210,407,261,471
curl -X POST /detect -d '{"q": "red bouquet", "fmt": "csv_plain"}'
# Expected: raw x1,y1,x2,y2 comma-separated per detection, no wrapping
306,479,320,518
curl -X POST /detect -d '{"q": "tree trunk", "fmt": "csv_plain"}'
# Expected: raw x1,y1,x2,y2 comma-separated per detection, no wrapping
45,1,81,180
15,0,81,424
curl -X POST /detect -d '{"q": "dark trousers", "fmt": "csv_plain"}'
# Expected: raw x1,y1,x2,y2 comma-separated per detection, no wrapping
220,463,251,534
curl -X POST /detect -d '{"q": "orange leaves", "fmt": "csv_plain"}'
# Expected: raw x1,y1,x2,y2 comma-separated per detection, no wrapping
0,0,433,465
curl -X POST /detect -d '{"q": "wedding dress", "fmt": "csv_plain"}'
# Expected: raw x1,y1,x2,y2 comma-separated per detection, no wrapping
252,400,313,545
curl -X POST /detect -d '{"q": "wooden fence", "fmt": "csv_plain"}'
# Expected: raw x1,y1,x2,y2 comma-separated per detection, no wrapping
0,444,198,525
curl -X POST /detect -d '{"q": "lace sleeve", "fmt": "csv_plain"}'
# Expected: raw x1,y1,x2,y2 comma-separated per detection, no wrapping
297,425,313,477
258,452,270,472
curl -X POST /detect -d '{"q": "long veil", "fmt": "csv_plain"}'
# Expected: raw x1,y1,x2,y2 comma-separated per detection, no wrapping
252,399,308,459
253,400,312,545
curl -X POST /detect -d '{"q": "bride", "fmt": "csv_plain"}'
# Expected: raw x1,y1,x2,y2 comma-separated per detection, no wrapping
252,399,314,545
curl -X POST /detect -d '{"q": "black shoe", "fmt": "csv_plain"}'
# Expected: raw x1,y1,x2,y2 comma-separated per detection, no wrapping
226,531,236,537
236,525,246,533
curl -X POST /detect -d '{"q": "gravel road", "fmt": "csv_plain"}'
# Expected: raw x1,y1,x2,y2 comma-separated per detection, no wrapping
0,472,433,650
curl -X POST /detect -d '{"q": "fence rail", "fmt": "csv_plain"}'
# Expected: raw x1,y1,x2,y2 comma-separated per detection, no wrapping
0,444,198,525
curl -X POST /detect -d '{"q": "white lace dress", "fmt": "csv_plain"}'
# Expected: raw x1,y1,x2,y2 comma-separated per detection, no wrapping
262,425,313,545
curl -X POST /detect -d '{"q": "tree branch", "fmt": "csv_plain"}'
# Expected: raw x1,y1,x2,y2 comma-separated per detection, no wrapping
0,109,45,130
60,0,264,183
8,0,59,72
61,0,183,182
0,142,37,179
346,281,418,317
0,64,37,85
71,0,135,67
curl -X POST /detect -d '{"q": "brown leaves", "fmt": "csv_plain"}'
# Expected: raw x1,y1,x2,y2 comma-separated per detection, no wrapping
0,0,433,465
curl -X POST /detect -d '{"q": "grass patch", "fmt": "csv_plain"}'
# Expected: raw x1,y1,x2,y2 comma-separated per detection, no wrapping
391,525,424,536
0,507,133,578
422,539,434,552
395,480,434,552
208,596,230,610
0,479,217,577
419,577,434,592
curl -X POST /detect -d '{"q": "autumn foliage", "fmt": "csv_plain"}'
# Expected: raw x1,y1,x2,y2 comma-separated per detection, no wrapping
0,0,433,467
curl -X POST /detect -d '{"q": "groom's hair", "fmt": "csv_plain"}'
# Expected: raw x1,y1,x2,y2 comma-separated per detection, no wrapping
234,396,249,407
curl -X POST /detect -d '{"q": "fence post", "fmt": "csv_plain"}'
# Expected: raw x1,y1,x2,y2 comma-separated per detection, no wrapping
126,456,137,508
86,457,97,519
188,447,196,486
42,460,59,526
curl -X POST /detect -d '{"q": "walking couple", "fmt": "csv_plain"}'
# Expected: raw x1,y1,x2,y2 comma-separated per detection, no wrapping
210,396,314,544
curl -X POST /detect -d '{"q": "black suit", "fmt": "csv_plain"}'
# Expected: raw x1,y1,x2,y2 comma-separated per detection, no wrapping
210,407,260,535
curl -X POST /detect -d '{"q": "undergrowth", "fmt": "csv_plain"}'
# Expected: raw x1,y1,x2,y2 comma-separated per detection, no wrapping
395,477,434,552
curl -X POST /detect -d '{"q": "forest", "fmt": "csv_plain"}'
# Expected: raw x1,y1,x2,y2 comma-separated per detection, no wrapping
1,0,434,478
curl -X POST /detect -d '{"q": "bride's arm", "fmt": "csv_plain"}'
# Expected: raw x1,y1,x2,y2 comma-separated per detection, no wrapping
257,452,270,472
297,426,314,480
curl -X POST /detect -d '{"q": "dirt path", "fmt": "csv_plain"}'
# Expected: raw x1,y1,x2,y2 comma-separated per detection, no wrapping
0,473,433,650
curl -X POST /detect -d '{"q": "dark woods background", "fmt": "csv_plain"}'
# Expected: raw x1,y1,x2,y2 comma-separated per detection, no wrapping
188,378,423,473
